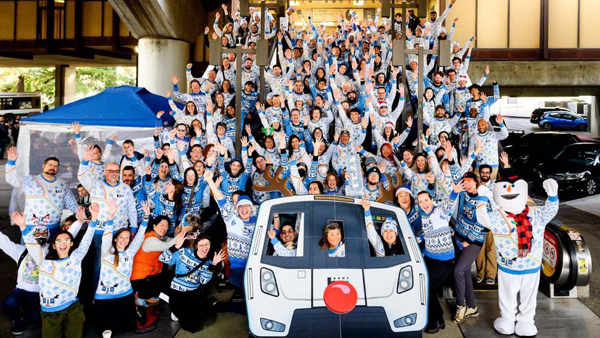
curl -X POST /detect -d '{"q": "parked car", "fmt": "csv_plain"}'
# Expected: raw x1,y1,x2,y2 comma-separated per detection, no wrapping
246,195,428,337
534,142,600,196
539,111,588,131
530,107,571,124
504,132,584,179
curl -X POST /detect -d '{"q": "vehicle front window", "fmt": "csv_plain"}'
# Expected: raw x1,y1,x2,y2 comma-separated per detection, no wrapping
554,147,599,165
365,212,406,258
266,212,304,257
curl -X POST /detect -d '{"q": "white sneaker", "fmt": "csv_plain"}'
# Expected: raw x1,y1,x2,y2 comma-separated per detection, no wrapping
102,330,112,338
171,313,179,322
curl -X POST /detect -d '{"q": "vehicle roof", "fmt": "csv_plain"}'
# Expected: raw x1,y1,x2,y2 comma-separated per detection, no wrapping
563,142,600,148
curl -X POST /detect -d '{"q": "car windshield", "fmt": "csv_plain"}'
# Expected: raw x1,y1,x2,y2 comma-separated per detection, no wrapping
554,146,599,165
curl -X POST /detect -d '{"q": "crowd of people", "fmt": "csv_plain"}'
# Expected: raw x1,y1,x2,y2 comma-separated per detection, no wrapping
1,1,545,337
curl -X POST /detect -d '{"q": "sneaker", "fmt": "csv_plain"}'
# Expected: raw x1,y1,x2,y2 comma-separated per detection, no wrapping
102,330,112,338
465,306,479,319
424,320,445,334
11,320,28,335
134,324,157,334
476,276,484,284
171,313,179,322
454,305,466,323
146,297,160,306
486,277,496,285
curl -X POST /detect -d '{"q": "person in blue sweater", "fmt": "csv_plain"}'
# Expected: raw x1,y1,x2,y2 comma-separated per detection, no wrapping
417,183,461,333
362,200,404,257
181,167,209,216
122,166,147,226
216,139,252,201
204,169,255,290
94,200,150,338
452,172,493,324
160,231,224,332
145,167,184,237
21,202,99,338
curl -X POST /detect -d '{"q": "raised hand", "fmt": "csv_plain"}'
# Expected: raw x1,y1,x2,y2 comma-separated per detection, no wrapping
89,202,100,221
244,124,252,136
204,26,210,34
155,148,164,159
7,147,17,161
406,115,413,127
453,17,459,23
484,64,490,75
203,169,214,182
76,206,87,221
141,201,151,217
268,229,276,239
500,151,510,168
171,74,180,85
360,199,370,211
11,212,26,231
542,179,558,197
145,165,151,176
425,172,436,184
156,110,165,118
72,121,81,134
107,197,118,216
496,113,504,125
212,250,226,266
241,136,249,148
175,231,186,249
82,146,94,162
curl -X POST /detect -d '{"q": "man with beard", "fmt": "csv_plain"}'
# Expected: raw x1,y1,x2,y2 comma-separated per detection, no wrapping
122,165,147,226
345,165,390,202
428,105,460,148
6,148,78,239
474,164,498,286
469,115,508,180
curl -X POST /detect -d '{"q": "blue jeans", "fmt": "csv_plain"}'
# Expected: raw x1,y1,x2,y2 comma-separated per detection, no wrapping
2,288,41,324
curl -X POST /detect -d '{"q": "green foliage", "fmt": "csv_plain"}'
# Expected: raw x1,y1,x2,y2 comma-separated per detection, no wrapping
0,66,136,109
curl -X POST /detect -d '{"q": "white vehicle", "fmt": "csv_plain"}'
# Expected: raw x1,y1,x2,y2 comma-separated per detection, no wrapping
245,195,429,337
0,92,42,116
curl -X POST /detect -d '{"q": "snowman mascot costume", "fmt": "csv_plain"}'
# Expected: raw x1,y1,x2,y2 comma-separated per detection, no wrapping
478,168,558,336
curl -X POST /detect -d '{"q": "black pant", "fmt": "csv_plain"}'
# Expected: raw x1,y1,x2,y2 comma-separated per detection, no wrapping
425,256,454,325
94,293,136,333
131,274,166,300
169,288,214,333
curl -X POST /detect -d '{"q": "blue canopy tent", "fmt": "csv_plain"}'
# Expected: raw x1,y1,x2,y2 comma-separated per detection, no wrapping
16,86,183,179
22,86,178,127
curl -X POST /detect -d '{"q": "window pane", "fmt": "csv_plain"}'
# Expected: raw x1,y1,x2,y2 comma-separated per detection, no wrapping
266,212,304,257
449,0,476,48
509,0,540,48
580,0,600,48
477,0,508,48
548,0,578,48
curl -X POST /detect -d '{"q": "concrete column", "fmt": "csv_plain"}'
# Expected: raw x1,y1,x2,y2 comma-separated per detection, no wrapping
137,38,189,96
63,66,77,104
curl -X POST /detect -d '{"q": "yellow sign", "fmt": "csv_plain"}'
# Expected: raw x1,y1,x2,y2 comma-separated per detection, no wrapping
578,258,588,275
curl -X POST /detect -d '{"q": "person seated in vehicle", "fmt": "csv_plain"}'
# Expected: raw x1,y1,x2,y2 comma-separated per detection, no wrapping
319,222,345,258
267,221,297,257
361,200,403,257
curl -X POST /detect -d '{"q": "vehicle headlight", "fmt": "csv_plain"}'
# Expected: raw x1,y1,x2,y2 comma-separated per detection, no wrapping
397,266,413,294
260,318,286,332
260,268,279,297
394,313,417,328
566,172,586,180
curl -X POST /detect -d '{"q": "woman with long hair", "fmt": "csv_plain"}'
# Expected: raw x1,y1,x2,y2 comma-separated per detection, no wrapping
160,233,225,332
181,167,209,216
94,202,150,338
145,177,184,237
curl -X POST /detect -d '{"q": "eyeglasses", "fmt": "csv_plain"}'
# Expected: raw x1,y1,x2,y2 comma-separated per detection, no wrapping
281,229,295,234
191,150,202,154
177,129,186,132
105,170,119,174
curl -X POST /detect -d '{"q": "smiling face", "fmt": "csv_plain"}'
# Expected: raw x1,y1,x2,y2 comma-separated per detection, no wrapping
238,204,252,220
327,229,342,249
43,160,59,176
53,233,73,258
230,161,242,175
104,163,120,185
382,229,397,245
280,224,297,244
397,191,412,210
416,156,426,171
115,230,131,251
121,169,135,186
493,179,529,214
417,192,434,214
196,238,211,259
477,119,488,134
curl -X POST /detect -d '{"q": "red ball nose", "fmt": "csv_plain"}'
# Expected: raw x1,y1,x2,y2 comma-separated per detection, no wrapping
323,281,358,314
